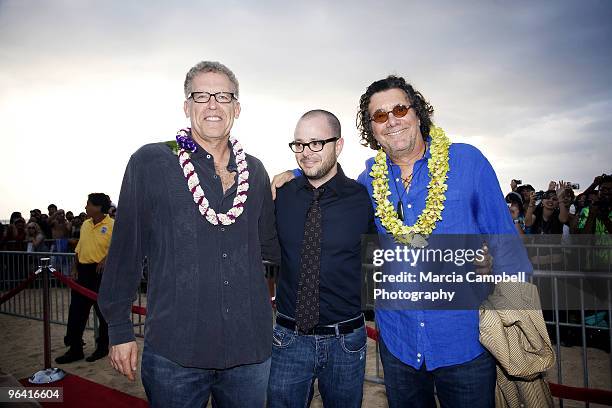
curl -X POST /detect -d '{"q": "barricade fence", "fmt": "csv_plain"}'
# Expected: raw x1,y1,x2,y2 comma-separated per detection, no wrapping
0,251,147,338
2,240,612,406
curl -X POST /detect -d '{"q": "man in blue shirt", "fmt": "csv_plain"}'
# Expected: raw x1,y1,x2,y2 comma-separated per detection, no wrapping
268,110,376,408
355,75,522,408
272,76,528,407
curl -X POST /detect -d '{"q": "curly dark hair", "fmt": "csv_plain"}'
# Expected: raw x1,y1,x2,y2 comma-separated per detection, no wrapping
356,75,434,150
88,193,112,214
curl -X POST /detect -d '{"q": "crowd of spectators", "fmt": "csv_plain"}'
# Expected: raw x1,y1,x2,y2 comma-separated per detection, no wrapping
0,202,117,253
504,173,612,275
505,173,611,348
2,174,609,253
505,173,611,238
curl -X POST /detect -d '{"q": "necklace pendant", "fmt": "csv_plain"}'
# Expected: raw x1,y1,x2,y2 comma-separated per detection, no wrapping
397,200,404,222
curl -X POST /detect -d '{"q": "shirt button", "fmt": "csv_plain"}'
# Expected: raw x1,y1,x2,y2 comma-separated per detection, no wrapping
214,175,218,179
206,154,211,159
407,203,412,209
224,280,229,285
417,359,421,362
225,308,229,313
220,227,225,232
417,353,422,358
222,253,228,258
420,322,425,327
395,178,400,182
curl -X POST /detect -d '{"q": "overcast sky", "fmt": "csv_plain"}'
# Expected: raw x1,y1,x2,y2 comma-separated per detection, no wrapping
1,0,611,220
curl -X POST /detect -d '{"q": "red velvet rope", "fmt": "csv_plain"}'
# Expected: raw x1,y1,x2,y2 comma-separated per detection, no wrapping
366,325,379,342
548,383,612,405
51,271,147,316
0,273,37,305
365,327,612,404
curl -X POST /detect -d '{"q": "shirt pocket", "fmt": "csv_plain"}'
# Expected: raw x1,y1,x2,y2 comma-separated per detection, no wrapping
438,195,469,232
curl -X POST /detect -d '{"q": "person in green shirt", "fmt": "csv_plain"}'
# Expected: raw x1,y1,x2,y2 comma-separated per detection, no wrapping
577,174,612,271
577,175,612,235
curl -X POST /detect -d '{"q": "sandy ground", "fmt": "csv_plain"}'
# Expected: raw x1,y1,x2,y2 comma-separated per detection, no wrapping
0,313,387,407
1,314,611,407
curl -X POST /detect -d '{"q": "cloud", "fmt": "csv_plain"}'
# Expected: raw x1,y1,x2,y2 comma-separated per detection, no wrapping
0,0,610,216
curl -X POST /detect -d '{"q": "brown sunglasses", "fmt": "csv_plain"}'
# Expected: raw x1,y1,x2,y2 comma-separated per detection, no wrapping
370,104,413,124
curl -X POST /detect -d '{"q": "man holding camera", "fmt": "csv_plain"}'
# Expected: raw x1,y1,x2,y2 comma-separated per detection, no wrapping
576,174,612,271
578,175,612,235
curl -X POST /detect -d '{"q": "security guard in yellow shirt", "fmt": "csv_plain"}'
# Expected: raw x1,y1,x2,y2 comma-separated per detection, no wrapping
56,193,114,364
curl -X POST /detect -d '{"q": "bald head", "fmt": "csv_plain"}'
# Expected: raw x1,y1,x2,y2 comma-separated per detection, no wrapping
298,110,341,138
293,109,344,188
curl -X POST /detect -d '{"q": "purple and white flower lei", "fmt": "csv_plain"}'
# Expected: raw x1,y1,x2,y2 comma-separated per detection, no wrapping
176,128,249,226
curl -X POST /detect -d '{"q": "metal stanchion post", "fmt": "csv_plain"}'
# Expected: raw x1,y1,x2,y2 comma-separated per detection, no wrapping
42,257,51,369
29,257,66,384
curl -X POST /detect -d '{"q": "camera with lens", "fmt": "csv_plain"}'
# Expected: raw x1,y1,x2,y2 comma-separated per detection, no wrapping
534,191,545,201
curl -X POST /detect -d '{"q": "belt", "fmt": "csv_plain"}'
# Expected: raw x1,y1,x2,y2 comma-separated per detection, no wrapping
276,314,364,335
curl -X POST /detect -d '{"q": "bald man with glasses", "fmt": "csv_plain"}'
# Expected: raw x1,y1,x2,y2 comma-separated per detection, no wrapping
268,110,376,408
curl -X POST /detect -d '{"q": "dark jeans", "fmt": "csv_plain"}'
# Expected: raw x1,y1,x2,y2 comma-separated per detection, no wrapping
267,316,367,408
141,342,271,408
379,335,495,408
64,262,108,350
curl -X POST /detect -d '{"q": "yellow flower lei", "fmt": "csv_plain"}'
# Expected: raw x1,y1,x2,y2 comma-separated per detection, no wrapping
370,125,451,244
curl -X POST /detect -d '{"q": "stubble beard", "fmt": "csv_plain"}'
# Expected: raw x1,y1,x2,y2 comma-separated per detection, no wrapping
384,132,417,162
301,155,337,181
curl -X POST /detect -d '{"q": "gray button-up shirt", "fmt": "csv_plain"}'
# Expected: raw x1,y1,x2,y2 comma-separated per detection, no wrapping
99,141,280,369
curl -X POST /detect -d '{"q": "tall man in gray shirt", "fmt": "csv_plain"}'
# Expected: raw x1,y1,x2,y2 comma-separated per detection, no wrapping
99,61,280,408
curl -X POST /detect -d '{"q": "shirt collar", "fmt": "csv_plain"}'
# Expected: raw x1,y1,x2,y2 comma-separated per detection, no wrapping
294,163,349,198
423,135,432,160
192,139,238,172
92,214,112,227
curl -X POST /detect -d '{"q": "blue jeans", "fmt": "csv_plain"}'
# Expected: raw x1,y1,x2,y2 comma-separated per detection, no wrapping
267,319,367,408
379,336,495,408
141,343,271,408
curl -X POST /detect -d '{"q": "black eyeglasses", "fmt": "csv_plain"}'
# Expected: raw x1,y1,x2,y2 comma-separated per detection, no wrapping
289,137,339,153
369,104,413,124
187,91,236,104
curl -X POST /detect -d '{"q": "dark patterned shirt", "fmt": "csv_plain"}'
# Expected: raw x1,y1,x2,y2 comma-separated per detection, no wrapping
99,141,280,369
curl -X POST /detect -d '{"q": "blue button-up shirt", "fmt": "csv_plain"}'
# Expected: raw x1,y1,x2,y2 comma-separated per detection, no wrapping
357,141,530,370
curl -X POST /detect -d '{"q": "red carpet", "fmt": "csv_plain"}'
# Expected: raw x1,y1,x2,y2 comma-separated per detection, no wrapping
20,373,148,408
